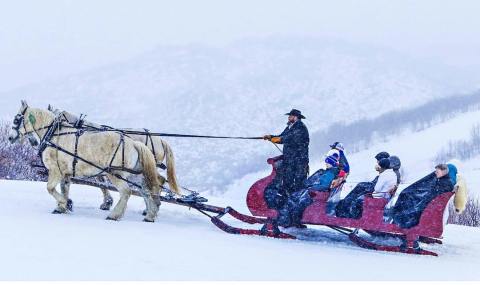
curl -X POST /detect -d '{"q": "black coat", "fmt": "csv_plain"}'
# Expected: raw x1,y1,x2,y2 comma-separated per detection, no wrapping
390,173,454,229
276,120,309,165
335,176,378,219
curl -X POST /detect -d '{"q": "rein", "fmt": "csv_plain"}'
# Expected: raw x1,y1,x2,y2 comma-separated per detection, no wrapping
95,126,265,140
59,117,284,155
57,115,264,140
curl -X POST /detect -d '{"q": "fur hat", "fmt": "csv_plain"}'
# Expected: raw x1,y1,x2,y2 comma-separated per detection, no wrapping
378,158,391,170
375,151,390,162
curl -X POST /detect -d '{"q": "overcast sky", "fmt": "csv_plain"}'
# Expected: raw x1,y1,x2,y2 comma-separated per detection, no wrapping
1,0,480,92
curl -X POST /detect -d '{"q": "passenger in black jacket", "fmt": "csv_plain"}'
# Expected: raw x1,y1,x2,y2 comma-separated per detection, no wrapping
388,163,455,229
264,109,310,196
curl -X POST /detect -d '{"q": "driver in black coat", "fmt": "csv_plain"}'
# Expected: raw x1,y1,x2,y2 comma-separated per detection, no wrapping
264,109,310,196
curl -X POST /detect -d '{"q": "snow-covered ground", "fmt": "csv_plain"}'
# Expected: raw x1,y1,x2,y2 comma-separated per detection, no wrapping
0,179,479,281
1,106,480,281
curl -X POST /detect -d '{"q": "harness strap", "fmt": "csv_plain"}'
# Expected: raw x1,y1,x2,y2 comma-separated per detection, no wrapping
108,134,124,171
52,130,84,137
38,119,60,156
143,129,157,160
149,134,156,160
72,129,84,177
32,116,141,188
44,140,142,188
144,129,149,145
121,134,125,169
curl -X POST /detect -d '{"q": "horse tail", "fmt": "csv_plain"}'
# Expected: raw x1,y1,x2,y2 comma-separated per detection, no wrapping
453,174,468,214
161,139,181,195
133,141,160,191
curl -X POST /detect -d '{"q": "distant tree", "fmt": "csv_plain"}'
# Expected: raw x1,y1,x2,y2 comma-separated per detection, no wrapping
434,123,480,164
311,90,480,160
448,196,480,227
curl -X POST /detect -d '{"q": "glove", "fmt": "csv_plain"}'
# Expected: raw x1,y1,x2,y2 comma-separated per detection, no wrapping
270,137,281,144
263,134,272,140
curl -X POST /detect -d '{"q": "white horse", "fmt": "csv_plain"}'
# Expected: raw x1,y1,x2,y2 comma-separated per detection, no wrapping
46,105,181,211
8,101,162,222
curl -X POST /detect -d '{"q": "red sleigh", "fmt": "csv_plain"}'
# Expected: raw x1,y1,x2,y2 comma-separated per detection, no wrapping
70,154,453,256
239,156,454,256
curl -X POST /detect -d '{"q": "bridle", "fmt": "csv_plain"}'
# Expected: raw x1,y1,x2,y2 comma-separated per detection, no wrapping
11,107,58,147
11,107,28,141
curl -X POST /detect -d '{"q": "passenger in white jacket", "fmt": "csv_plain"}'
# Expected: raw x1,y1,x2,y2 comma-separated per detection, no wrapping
372,158,398,199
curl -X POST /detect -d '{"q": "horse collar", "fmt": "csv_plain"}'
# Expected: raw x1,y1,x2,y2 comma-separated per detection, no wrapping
37,116,61,156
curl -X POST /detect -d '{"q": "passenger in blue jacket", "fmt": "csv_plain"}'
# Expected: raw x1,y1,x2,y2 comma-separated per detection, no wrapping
304,154,340,191
264,109,310,195
276,154,340,227
327,142,350,174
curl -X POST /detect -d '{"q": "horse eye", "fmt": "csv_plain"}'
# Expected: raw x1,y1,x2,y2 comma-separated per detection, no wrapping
13,115,23,125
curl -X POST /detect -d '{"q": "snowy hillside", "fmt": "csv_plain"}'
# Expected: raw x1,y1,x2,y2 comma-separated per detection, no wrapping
0,179,479,281
0,38,475,191
344,108,480,197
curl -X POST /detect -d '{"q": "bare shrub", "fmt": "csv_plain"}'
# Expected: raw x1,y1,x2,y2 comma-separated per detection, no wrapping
434,123,480,164
448,196,480,227
0,121,46,181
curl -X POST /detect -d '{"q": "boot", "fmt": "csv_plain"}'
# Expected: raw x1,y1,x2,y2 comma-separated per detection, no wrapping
276,205,292,228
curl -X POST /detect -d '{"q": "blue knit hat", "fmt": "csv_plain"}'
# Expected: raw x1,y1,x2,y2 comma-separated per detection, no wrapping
447,164,458,185
330,142,345,152
325,153,339,166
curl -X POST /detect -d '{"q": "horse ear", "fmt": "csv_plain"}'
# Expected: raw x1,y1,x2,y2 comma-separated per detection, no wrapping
47,104,52,111
21,100,28,108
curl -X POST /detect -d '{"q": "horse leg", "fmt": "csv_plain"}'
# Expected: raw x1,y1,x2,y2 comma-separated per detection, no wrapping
47,171,68,214
105,175,131,221
143,181,160,223
60,175,73,212
98,176,114,211
142,172,165,216
157,172,166,187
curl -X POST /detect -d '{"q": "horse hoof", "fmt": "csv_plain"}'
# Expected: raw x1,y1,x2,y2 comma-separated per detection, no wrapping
100,199,113,211
142,209,147,216
52,209,66,214
143,218,155,223
100,204,111,211
67,199,74,212
106,216,118,221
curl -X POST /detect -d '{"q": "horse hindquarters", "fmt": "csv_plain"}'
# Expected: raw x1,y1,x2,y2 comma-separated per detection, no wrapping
132,142,161,222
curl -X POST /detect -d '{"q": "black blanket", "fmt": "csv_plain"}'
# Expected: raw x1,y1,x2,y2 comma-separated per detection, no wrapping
389,172,454,229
